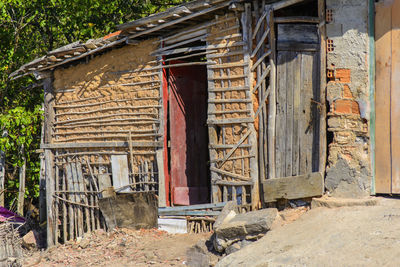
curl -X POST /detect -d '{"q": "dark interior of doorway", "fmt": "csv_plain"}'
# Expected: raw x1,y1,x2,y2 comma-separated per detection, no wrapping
165,54,210,206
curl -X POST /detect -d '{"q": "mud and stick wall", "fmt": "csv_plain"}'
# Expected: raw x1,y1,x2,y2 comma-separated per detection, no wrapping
51,39,161,242
325,0,371,197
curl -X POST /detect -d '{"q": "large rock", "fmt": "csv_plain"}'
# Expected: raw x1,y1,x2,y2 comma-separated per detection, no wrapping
213,201,239,230
214,208,278,252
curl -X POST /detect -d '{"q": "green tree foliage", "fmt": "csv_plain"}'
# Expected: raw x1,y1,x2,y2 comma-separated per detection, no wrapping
0,0,186,210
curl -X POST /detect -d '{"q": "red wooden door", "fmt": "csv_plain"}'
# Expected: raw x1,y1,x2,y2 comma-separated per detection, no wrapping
169,64,209,205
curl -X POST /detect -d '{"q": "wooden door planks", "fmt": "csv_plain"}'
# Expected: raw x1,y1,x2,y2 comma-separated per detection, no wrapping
375,1,392,193
275,51,318,178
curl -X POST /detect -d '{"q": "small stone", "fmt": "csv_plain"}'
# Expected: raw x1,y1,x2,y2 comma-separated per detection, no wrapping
79,238,90,249
22,231,37,250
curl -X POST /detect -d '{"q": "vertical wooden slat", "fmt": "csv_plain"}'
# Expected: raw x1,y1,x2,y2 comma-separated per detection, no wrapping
62,161,67,243
206,47,220,204
292,53,301,176
311,52,321,172
156,58,167,207
391,0,400,193
285,52,294,177
93,164,100,229
276,52,287,178
300,53,314,174
268,9,277,179
53,151,58,245
71,162,83,237
65,161,74,241
77,161,90,233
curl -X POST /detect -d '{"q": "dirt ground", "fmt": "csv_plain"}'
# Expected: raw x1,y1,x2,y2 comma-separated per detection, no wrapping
217,197,400,267
22,228,211,267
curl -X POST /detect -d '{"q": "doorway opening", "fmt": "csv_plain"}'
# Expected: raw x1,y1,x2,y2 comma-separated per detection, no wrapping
165,56,210,205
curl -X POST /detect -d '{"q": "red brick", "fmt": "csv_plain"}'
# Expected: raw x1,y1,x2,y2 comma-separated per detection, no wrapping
336,69,351,83
343,85,353,98
334,99,360,115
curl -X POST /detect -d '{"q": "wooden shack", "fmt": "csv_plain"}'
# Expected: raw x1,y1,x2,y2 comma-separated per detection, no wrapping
12,0,330,246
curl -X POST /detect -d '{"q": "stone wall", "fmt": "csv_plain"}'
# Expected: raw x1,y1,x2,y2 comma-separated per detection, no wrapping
325,0,371,197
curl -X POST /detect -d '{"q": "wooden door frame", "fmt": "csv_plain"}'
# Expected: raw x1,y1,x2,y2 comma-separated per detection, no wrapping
261,0,327,202
318,0,327,176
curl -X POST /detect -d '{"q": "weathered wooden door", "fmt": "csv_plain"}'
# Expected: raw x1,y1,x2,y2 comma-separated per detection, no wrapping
375,0,400,193
263,22,325,202
169,64,209,205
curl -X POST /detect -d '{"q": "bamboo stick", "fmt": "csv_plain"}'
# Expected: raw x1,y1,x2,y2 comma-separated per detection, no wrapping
56,96,102,105
55,112,158,125
251,50,271,72
55,105,161,117
54,98,158,109
55,119,159,129
54,134,161,142
53,194,99,208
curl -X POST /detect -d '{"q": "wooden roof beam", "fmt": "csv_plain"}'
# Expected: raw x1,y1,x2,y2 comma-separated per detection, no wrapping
127,2,231,41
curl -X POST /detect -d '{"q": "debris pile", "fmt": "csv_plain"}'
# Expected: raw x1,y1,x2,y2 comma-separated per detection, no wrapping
22,228,210,266
0,220,24,266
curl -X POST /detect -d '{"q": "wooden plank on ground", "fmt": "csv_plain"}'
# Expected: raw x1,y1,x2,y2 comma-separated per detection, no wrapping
391,0,400,193
375,1,392,194
263,172,324,202
111,155,131,193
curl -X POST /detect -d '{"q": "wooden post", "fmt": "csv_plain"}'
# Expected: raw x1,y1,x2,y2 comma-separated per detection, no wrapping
157,54,167,207
267,8,277,179
0,131,6,207
39,119,46,223
17,144,26,216
243,3,260,210
43,74,56,247
318,0,327,174
206,31,221,204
